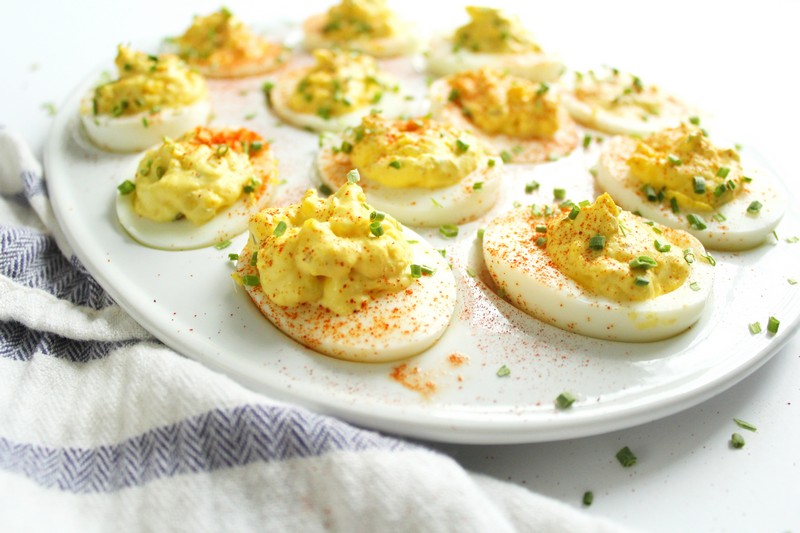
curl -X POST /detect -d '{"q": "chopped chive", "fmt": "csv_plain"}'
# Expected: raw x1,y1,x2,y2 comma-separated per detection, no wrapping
525,181,540,193
789,278,798,285
589,235,606,250
496,365,511,377
583,134,592,149
431,197,443,208
553,188,566,200
216,144,229,156
244,112,256,120
421,265,436,276
714,184,727,197
712,212,727,222
535,82,550,96
702,253,716,266
641,184,658,202
214,239,232,250
687,213,707,230
410,264,422,278
634,276,650,286
767,316,780,334
455,139,470,153
369,221,384,237
250,251,258,266
730,433,745,449
555,392,576,409
228,253,239,261
746,201,763,215
690,281,701,291
535,225,548,233
629,256,658,269
438,249,447,257
273,220,287,237
536,236,547,247
748,322,761,335
117,180,135,195
615,446,637,467
242,274,260,286
654,239,671,252
317,107,331,120
487,158,496,168
466,266,477,278
726,179,737,190
346,169,360,183
472,181,483,190
734,418,758,432
142,117,149,128
243,178,260,193
477,228,485,239
319,183,333,195
689,116,701,125
568,205,580,220
787,236,800,243
716,167,731,178
683,248,696,264
670,197,680,214
370,211,386,221
439,224,459,238
500,150,513,163
742,175,753,183
249,142,263,153
448,88,460,102
693,176,706,194
262,81,274,93
582,491,594,506
668,154,682,166
388,160,401,169
339,140,353,154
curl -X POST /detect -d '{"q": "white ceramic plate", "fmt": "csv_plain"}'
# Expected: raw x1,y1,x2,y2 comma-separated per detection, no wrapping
45,55,800,444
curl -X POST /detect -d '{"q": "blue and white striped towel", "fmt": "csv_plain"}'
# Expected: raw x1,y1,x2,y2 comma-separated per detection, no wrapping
0,128,629,533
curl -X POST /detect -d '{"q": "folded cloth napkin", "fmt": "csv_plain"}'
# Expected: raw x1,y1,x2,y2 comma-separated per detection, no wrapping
0,128,631,533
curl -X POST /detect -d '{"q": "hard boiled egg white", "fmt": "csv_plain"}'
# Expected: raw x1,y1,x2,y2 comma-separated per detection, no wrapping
116,141,277,251
236,227,457,362
316,135,502,227
428,77,579,164
269,68,409,133
596,136,787,251
482,206,715,342
81,97,211,153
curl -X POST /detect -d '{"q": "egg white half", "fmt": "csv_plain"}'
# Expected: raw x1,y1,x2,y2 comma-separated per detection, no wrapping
483,206,715,342
80,97,211,153
302,14,420,58
596,136,787,251
429,78,579,163
116,150,276,251
236,227,457,362
270,68,410,132
316,137,502,227
427,36,565,82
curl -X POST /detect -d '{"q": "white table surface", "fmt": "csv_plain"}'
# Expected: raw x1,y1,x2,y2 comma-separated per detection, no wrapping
4,1,799,531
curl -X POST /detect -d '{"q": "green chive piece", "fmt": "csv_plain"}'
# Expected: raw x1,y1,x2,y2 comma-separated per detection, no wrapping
340,141,353,154
466,266,477,278
535,225,547,233
787,236,800,243
117,180,135,195
439,224,459,238
228,253,239,261
712,212,727,222
273,220,287,237
690,282,701,291
634,276,650,286
496,365,511,377
668,154,682,166
713,184,727,197
242,274,260,286
487,158,496,168
553,188,566,200
250,251,258,266
448,88,460,102
746,201,763,215
525,181,540,193
583,134,592,149
767,316,780,334
431,197,443,208
730,433,745,449
568,205,580,220
536,237,547,247
421,265,435,276
500,150,512,163
615,446,637,467
410,264,422,278
438,249,447,257
748,322,761,335
370,221,384,237
317,107,331,120
629,256,658,269
389,160,401,169
346,169,360,183
370,210,386,222
693,176,706,194
734,418,758,432
589,235,606,250
477,228,485,239
455,139,470,153
142,117,149,128
689,116,701,125
687,213,707,230
702,253,716,266
262,81,274,93
555,392,576,409
642,184,658,202
670,197,680,214
716,167,731,178
788,278,798,285
319,183,333,195
243,178,260,193
654,239,671,253
214,239,232,250
582,491,594,506
472,182,483,191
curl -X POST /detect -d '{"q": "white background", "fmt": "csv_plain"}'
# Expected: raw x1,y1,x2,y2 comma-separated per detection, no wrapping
3,1,799,531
